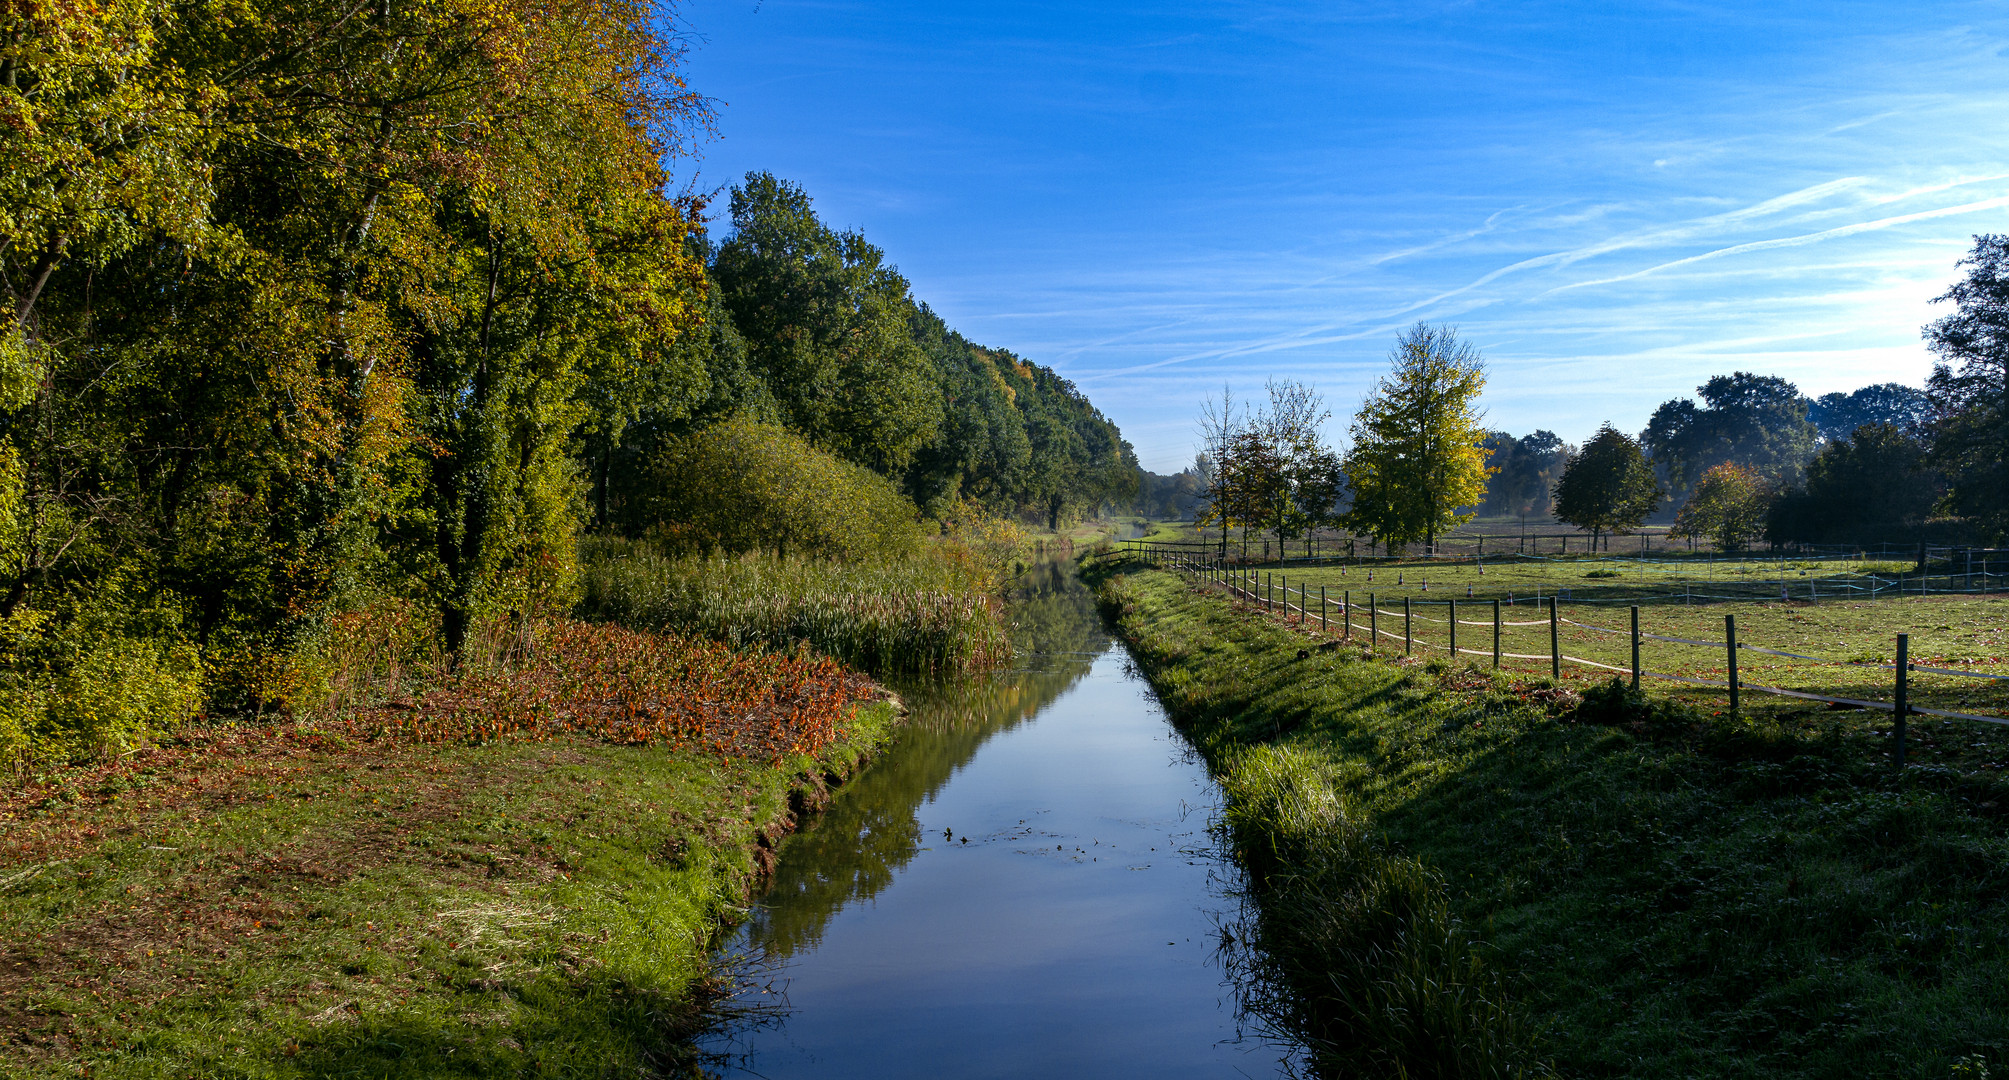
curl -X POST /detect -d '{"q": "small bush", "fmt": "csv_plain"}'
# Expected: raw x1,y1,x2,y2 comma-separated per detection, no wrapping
1583,568,1620,579
0,581,204,767
640,415,924,561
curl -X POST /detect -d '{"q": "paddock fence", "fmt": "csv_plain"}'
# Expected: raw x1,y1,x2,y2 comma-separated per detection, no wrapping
1119,545,2009,769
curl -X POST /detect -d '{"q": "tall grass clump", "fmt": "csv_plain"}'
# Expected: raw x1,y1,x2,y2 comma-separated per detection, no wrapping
579,538,1011,676
1219,744,1544,1079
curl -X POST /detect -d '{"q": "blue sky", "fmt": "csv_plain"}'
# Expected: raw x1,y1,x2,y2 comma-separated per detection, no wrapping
675,1,2009,472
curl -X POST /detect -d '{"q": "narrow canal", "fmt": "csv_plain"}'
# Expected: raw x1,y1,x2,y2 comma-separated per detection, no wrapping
700,560,1295,1077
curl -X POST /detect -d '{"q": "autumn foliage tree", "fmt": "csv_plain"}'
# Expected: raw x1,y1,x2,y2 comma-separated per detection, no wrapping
0,0,716,748
1342,323,1492,553
1673,462,1772,552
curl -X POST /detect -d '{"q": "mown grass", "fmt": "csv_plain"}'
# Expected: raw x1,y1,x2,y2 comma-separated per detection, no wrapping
1093,559,2009,1080
579,538,1011,676
0,623,898,1078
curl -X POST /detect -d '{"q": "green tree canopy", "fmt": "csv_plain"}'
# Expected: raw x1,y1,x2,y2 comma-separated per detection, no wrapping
1808,384,1933,443
1767,424,1941,543
1551,424,1662,550
1924,234,2009,538
712,173,942,476
1478,430,1568,518
1643,372,1817,508
1341,323,1491,552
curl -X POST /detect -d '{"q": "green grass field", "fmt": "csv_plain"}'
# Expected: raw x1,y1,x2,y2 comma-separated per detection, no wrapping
1092,561,2009,1078
1182,563,2009,768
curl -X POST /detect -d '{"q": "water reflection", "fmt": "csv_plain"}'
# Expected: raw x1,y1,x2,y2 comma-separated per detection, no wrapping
703,559,1295,1078
749,558,1111,956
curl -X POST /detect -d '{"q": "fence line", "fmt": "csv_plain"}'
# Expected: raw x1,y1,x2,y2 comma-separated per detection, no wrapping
1117,539,2009,607
1152,548,2009,762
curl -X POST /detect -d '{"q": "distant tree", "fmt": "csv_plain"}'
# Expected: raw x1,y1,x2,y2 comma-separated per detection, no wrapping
1642,372,1818,508
1550,425,1662,551
1242,380,1341,547
1342,323,1492,552
1672,462,1771,552
1135,467,1205,520
1767,424,1939,543
1807,384,1933,443
1924,234,2009,538
1478,429,1569,518
1196,386,1249,559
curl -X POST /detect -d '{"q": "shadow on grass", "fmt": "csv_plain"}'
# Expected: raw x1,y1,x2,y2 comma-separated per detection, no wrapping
1092,557,2009,1079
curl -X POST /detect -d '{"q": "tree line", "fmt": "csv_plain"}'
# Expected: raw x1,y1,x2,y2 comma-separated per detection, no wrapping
1189,234,2009,556
593,173,1138,540
0,2,1134,757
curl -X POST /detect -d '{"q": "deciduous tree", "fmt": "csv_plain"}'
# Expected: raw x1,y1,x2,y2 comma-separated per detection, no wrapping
1768,424,1939,543
1643,373,1817,507
1341,323,1491,552
1673,462,1771,552
1551,424,1662,551
1924,234,2009,538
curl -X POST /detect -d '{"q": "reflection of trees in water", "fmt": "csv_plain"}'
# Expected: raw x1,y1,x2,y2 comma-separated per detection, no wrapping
1005,557,1108,659
744,559,1107,957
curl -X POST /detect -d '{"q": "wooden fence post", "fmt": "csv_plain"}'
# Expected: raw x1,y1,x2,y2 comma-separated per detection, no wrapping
1449,599,1458,660
1321,586,1328,634
1549,599,1560,679
1369,593,1377,653
1630,605,1641,692
1404,597,1412,655
1894,632,1909,770
1726,614,1739,715
1492,599,1501,668
1343,590,1351,642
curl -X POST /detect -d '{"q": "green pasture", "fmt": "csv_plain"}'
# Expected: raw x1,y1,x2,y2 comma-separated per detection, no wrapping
1197,566,2009,754
1148,545,1994,617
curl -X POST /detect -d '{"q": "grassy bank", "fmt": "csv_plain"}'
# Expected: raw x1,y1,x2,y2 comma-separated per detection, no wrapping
580,539,1011,676
1092,560,2009,1079
0,620,898,1079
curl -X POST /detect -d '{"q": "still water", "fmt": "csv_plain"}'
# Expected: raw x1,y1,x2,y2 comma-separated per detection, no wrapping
702,562,1293,1078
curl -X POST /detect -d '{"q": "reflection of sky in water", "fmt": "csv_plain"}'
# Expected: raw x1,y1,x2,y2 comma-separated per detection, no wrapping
703,563,1294,1078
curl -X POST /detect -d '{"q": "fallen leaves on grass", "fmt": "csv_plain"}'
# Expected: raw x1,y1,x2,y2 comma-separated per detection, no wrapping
349,619,872,764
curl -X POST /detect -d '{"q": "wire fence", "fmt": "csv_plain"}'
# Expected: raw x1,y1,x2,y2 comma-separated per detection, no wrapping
1110,538,2009,605
1125,546,2009,769
1155,524,1990,562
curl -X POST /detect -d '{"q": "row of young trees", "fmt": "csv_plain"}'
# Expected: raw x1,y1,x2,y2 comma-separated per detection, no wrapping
1198,323,1493,557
